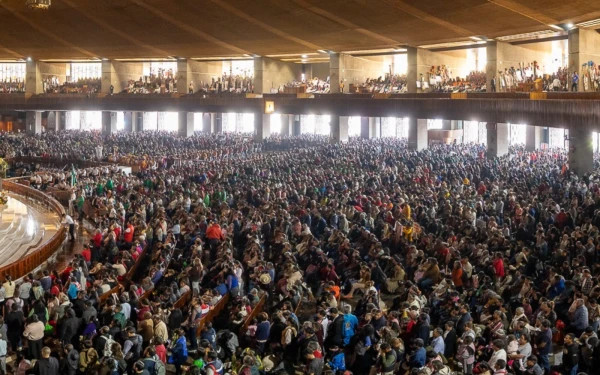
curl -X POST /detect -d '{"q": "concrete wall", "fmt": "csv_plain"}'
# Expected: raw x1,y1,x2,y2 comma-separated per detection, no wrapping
40,62,67,83
254,57,302,93
309,62,329,80
188,60,222,92
114,62,143,93
569,28,600,92
340,54,386,87
408,48,470,92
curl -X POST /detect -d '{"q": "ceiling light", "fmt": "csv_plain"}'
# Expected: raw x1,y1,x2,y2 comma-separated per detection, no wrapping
301,54,308,58
549,24,563,30
317,50,328,54
26,0,51,10
26,57,32,61
470,36,482,41
566,23,574,29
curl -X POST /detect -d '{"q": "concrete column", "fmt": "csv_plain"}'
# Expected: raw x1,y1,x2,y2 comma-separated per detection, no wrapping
406,47,418,93
47,111,57,132
441,120,452,130
329,53,341,93
123,112,133,132
26,60,42,94
408,118,428,150
201,113,212,133
525,125,542,151
486,123,509,158
486,41,498,93
101,60,118,94
211,113,222,133
369,117,381,139
568,127,594,176
102,111,118,134
177,59,191,94
57,112,66,131
253,57,264,94
330,116,349,144
360,117,375,139
254,113,271,141
568,28,600,92
26,111,42,135
178,112,194,137
280,115,293,136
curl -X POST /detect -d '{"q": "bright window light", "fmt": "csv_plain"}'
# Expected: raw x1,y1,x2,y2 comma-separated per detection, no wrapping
509,123,527,146
163,112,179,132
348,116,361,137
427,119,443,130
67,111,80,130
270,114,282,134
194,113,203,132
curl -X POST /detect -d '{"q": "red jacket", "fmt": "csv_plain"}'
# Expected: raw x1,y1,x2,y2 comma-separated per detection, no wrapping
206,224,224,241
493,258,505,278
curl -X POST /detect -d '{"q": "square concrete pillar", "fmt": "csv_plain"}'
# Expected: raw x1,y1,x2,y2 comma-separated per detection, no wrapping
201,113,212,133
57,112,66,131
254,113,270,141
525,125,542,151
102,111,118,134
569,127,594,176
406,47,418,93
329,53,341,93
26,111,42,135
486,123,509,158
47,111,57,132
212,113,222,133
280,115,293,136
26,60,42,94
331,116,349,144
101,60,117,94
568,28,600,92
360,117,377,139
408,118,428,150
123,112,133,132
178,112,194,137
486,41,498,93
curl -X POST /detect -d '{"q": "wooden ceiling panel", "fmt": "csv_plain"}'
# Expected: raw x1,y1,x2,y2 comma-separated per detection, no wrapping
0,0,596,59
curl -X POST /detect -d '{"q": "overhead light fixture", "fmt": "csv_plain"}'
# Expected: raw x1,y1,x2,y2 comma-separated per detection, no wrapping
549,24,563,31
566,23,575,29
470,36,483,41
317,50,328,54
26,57,32,61
301,54,308,58
26,0,51,10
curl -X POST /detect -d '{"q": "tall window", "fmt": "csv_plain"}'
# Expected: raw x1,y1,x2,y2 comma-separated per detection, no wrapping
142,61,177,77
221,113,254,133
70,63,101,81
381,117,398,138
0,63,25,81
348,116,361,137
163,112,179,132
509,124,527,145
194,113,203,132
116,112,125,131
549,128,566,149
270,114,282,134
427,119,443,130
463,121,480,144
222,60,254,77
80,111,102,131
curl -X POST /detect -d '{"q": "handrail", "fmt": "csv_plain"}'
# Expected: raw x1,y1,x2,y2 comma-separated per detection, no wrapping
0,180,66,280
239,294,267,337
196,293,230,337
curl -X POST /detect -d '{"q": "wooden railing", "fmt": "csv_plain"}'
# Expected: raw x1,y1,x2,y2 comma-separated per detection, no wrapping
196,293,230,336
239,294,267,336
0,180,66,280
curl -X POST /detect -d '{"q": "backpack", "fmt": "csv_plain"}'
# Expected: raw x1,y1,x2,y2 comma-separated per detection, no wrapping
103,335,117,358
149,356,166,375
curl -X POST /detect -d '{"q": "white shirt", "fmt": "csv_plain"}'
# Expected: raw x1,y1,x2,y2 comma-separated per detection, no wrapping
65,215,74,225
517,342,532,370
488,349,507,370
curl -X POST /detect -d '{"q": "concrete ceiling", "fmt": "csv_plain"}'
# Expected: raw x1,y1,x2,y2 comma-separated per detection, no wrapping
0,0,599,60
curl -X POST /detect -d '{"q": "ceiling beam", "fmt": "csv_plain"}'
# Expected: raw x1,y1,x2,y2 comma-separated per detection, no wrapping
59,0,171,58
487,0,559,26
128,0,249,55
0,3,97,59
208,0,323,51
292,0,401,46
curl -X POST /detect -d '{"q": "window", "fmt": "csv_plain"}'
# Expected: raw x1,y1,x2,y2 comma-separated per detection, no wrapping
162,112,179,132
194,113,203,132
427,119,443,130
348,116,361,137
269,114,282,134
144,112,158,131
463,121,480,144
381,117,398,138
549,128,566,149
478,122,487,146
0,63,25,82
509,124,527,145
221,113,254,133
142,61,177,77
80,111,102,131
67,111,80,130
116,112,125,131
70,63,101,81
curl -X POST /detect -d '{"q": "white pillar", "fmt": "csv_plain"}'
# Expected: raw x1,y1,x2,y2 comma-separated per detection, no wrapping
486,123,509,158
102,111,118,134
178,112,194,137
26,111,42,135
525,125,542,151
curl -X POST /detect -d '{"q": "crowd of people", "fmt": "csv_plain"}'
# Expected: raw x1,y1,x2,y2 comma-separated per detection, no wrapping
123,71,177,95
43,77,102,94
196,73,254,95
0,80,25,94
2,131,600,375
